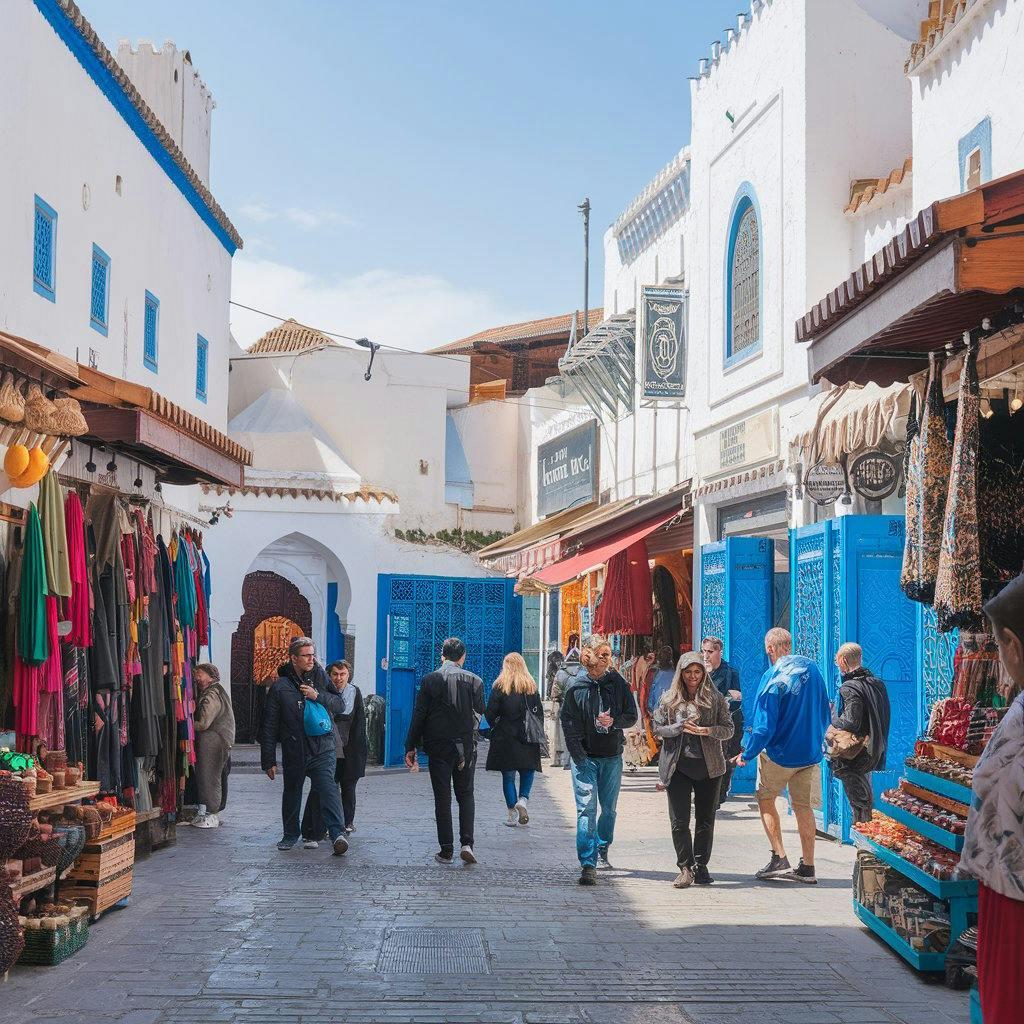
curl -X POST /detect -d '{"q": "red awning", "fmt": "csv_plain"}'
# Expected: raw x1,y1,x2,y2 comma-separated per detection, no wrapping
529,509,677,588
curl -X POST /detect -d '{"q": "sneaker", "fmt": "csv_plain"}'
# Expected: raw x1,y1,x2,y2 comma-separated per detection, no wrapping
302,839,319,850
459,845,477,864
515,798,529,825
332,835,349,856
779,860,818,884
192,813,219,829
693,864,714,885
504,808,519,828
597,849,613,870
277,838,299,851
755,851,791,879
578,866,597,886
345,825,356,835
435,851,454,864
673,868,694,889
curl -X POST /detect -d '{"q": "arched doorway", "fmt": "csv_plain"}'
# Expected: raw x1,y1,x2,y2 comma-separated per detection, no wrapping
231,571,313,742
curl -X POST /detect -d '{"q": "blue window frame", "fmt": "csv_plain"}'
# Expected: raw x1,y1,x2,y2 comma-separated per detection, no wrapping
958,116,992,192
33,195,57,302
143,290,159,372
724,182,762,368
195,334,209,402
90,244,110,336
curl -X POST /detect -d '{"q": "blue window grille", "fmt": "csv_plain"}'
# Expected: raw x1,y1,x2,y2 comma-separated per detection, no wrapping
90,244,110,336
958,116,992,192
33,195,57,302
724,182,762,368
196,334,209,402
143,290,159,372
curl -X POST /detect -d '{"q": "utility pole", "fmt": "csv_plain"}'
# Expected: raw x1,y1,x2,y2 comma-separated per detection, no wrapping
578,197,590,337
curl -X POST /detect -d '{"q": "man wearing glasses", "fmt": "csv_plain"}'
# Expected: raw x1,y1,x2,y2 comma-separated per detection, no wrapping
701,636,743,808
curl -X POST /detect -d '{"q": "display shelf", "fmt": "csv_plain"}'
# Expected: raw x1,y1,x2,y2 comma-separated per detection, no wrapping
853,900,946,972
879,798,965,853
28,781,99,812
926,742,979,769
852,830,977,899
8,866,56,903
904,766,973,807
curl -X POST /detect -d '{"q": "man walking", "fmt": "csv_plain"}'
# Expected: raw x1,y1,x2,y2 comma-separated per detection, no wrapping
733,627,829,884
702,636,743,808
560,634,638,886
830,642,891,823
261,636,350,855
405,637,485,865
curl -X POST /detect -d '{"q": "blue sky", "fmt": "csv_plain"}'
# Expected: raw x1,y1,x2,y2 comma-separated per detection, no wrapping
88,1,758,349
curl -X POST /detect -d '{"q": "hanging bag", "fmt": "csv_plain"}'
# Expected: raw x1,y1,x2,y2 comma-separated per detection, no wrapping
520,697,547,746
824,725,868,761
303,698,333,738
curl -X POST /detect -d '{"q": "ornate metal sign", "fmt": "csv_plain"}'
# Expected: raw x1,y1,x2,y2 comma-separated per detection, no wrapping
804,462,846,506
850,450,900,501
640,286,686,400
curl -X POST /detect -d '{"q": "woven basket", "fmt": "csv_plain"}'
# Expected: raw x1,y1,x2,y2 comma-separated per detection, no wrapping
18,915,89,966
0,775,33,859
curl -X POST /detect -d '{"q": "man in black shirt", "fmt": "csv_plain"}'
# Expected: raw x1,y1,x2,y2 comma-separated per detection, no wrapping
405,637,485,864
702,636,743,808
560,634,638,886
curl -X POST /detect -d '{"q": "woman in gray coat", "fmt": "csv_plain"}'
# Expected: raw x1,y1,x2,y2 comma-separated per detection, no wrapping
192,664,235,829
652,651,733,889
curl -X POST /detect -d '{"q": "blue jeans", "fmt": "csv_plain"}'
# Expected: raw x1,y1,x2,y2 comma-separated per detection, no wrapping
570,754,622,867
501,769,535,808
282,749,344,842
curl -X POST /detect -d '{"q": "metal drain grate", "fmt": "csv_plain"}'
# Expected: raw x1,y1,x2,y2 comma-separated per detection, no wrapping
376,927,490,974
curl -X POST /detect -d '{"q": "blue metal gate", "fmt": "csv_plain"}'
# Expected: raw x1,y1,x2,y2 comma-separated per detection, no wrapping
700,537,773,794
791,516,918,842
376,575,522,767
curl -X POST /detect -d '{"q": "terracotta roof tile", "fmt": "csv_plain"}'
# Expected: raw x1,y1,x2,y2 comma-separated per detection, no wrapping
430,309,604,355
248,319,338,355
906,0,989,74
52,0,242,250
846,158,913,215
202,483,397,505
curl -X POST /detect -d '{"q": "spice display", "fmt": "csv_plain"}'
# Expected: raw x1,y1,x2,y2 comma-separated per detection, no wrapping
881,787,966,835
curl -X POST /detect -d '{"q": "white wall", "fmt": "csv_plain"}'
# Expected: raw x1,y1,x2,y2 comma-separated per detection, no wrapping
911,0,1024,208
450,400,518,524
0,1,233,430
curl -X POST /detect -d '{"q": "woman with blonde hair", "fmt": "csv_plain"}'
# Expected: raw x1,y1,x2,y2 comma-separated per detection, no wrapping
485,652,545,827
652,651,733,888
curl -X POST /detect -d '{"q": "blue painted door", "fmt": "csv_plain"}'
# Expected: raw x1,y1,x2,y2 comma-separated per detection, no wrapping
700,537,773,794
325,581,345,664
377,575,522,767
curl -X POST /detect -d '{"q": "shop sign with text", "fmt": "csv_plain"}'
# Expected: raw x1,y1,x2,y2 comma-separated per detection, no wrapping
640,285,686,400
537,420,598,517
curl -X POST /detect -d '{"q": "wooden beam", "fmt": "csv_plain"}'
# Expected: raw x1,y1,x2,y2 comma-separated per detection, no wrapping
958,235,1024,293
935,192,984,232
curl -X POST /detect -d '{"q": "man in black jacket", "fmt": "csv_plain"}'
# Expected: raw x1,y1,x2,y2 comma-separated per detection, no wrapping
560,634,638,886
702,636,744,808
831,642,891,823
405,637,485,865
261,636,349,854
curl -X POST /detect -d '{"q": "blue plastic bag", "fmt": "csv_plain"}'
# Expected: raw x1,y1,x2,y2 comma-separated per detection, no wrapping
303,699,333,737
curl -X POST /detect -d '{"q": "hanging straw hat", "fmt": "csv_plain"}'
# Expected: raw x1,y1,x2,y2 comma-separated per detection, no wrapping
23,383,58,434
0,374,25,424
50,397,88,437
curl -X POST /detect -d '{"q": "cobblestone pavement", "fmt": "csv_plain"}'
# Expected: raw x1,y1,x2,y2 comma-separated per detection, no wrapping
7,749,966,1024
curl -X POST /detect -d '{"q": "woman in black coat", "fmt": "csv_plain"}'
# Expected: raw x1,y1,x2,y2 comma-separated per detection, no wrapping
485,653,544,827
301,660,368,843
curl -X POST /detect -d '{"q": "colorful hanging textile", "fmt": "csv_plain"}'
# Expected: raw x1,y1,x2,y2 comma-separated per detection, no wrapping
173,533,197,628
934,347,982,631
594,540,654,636
902,355,952,603
37,470,71,598
18,503,48,666
64,492,92,647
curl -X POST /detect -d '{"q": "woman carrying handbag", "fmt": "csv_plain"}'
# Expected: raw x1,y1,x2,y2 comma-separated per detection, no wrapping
485,653,545,827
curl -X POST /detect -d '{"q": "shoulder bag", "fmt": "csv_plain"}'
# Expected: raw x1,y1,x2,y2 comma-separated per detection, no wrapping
824,724,867,761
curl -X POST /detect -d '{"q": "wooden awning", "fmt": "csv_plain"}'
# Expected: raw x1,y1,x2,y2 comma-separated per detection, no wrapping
796,168,1024,385
0,331,81,389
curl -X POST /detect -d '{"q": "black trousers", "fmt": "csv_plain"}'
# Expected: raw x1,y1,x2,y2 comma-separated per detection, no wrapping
831,751,874,823
427,745,476,855
667,770,721,869
301,764,360,838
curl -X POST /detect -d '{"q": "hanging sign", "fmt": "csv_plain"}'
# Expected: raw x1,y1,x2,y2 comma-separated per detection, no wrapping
804,462,846,506
640,286,686,400
849,450,900,501
537,419,599,518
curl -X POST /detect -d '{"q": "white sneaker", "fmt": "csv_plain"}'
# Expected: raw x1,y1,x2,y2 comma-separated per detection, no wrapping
515,798,529,825
193,813,219,829
504,808,519,828
460,845,477,864
303,839,319,849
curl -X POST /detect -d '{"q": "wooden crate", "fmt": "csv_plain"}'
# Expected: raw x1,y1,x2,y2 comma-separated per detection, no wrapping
67,833,135,884
63,866,133,920
95,810,136,843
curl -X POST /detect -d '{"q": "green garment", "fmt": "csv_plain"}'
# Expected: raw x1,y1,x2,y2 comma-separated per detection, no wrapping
37,470,71,598
18,503,49,666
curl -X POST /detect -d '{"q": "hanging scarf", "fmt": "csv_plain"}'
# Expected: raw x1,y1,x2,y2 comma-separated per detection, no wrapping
173,532,197,629
18,504,49,666
64,491,92,647
37,470,71,598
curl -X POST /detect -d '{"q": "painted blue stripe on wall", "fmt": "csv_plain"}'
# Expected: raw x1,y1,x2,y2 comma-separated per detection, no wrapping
33,0,238,256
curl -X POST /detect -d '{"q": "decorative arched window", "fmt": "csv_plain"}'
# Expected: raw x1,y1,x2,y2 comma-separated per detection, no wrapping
725,185,762,365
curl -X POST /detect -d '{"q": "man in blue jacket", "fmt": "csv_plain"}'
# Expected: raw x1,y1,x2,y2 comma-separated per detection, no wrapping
733,627,829,884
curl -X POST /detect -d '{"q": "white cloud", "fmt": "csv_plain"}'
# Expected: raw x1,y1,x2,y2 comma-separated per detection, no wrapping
237,202,352,231
230,256,529,353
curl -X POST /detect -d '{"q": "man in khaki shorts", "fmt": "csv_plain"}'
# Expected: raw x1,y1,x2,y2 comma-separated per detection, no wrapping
733,628,830,884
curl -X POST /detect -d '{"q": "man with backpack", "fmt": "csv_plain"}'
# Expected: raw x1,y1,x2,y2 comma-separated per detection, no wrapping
261,636,350,855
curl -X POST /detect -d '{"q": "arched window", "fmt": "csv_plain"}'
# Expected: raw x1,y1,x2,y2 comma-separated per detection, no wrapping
725,185,762,364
